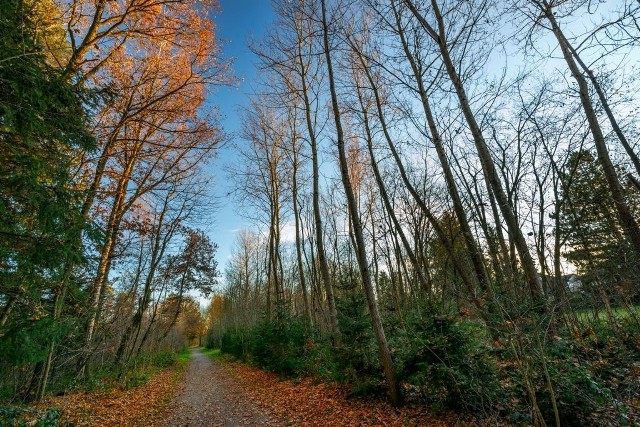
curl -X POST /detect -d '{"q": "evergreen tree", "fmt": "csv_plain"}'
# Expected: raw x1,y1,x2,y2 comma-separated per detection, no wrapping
0,0,94,367
559,151,640,287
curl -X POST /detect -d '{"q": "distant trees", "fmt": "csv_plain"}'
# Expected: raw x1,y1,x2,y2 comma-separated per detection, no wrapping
158,229,218,340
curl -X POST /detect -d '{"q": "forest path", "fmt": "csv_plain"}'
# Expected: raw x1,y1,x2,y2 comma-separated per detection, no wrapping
164,348,284,427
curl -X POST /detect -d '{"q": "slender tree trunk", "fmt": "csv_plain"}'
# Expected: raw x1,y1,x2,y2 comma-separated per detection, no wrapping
557,24,640,179
117,195,176,367
355,79,431,295
537,0,640,256
80,142,141,376
292,140,312,325
297,42,340,336
320,0,403,406
387,6,493,303
404,0,543,301
0,296,15,328
357,33,480,305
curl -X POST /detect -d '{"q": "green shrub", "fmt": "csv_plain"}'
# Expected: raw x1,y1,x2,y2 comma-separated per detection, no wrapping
220,328,249,360
219,320,312,377
123,371,150,390
0,406,60,427
331,292,380,386
392,313,503,412
204,329,217,350
151,351,178,368
295,337,337,380
512,333,632,426
249,319,309,377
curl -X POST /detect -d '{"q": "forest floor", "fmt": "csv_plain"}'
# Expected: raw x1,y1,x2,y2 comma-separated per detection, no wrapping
28,348,483,426
201,349,480,426
33,355,188,426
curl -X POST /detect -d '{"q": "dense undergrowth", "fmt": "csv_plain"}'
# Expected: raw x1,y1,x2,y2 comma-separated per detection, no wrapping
209,307,639,426
0,348,190,427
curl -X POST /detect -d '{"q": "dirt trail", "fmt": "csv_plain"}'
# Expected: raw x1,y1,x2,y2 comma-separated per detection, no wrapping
164,348,284,427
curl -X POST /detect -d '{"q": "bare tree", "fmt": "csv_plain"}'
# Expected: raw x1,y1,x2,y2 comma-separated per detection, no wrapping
320,0,403,406
403,0,544,302
526,0,640,256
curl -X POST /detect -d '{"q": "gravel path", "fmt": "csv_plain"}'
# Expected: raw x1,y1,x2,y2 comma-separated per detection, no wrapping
164,348,284,427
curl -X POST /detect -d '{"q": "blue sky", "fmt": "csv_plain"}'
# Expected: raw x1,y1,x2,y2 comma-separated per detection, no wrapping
207,1,275,268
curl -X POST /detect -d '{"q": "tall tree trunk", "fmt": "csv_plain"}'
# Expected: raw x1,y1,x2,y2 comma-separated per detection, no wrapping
537,0,640,256
292,138,312,325
355,31,481,307
0,296,15,328
296,40,340,337
320,0,403,406
404,0,543,302
557,22,640,180
116,192,178,367
387,4,494,304
80,142,141,376
354,78,431,295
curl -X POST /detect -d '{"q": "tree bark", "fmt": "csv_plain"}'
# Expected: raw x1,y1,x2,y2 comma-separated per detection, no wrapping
320,0,403,406
404,0,543,302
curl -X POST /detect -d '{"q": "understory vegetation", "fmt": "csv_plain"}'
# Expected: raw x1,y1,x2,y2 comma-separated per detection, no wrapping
3,0,640,426
204,0,640,425
209,302,639,425
1,0,224,411
0,348,190,426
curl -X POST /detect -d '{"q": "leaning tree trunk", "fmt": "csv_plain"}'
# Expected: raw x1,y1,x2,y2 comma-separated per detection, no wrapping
389,4,494,308
354,33,484,311
537,0,640,257
354,77,431,295
320,0,403,407
404,0,543,302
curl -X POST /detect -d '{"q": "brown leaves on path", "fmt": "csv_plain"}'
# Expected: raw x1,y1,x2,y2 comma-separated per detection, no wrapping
218,359,478,427
36,366,184,427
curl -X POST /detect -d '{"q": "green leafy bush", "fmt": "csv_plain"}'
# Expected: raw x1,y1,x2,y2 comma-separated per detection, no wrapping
220,319,312,377
249,320,309,376
392,313,503,412
514,326,637,426
151,351,178,368
220,328,249,360
330,293,381,389
505,341,611,426
0,406,60,427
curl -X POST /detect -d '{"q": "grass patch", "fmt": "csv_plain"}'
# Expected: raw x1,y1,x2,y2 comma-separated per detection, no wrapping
176,348,192,367
119,349,190,390
79,348,193,392
202,347,232,363
576,304,640,323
